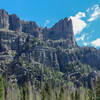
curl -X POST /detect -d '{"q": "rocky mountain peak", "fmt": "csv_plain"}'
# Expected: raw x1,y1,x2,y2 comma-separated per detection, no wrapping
9,14,21,32
0,9,77,48
42,17,77,48
0,9,8,14
0,9,9,29
21,20,41,37
51,17,73,34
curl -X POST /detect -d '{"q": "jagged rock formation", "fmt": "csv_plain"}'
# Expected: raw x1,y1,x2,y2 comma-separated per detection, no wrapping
49,18,74,40
9,14,22,32
0,9,78,69
0,9,9,29
21,21,42,38
0,9,77,48
42,18,77,48
42,18,74,40
0,9,100,70
0,9,100,92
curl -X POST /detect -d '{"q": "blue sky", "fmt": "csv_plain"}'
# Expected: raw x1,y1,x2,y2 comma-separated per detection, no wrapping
0,0,100,47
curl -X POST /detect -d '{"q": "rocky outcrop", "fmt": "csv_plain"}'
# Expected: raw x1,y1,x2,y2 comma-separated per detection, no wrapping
0,29,28,63
0,9,100,71
9,14,22,32
0,9,9,29
0,29,27,50
77,47,100,70
30,46,59,69
0,9,100,70
42,18,75,40
21,21,42,38
50,18,74,39
0,9,77,48
42,18,77,48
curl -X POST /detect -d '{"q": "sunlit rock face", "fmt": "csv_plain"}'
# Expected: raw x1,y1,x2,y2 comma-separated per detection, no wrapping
42,18,74,40
0,9,77,48
0,9,9,29
50,18,74,40
42,18,77,48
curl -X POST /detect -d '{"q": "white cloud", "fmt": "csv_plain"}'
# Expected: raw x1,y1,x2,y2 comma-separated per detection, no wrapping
70,12,87,35
70,4,100,48
75,12,86,18
44,20,50,27
83,42,88,46
76,34,86,41
88,4,100,22
91,38,100,47
70,4,100,35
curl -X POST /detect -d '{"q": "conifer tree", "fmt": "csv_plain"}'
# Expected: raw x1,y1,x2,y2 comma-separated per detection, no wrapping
75,90,80,100
96,77,100,100
59,87,64,100
45,83,52,100
0,74,4,100
41,83,52,100
41,88,47,100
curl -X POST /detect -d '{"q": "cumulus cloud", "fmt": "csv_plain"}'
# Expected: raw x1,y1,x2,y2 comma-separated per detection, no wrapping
91,38,100,47
44,20,50,27
70,12,87,35
75,12,86,18
88,4,100,22
70,4,100,35
76,34,86,41
70,4,100,47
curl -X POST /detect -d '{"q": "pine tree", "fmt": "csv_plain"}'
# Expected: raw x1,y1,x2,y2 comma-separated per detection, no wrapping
96,77,100,100
21,83,29,100
45,83,52,100
59,87,64,100
41,83,52,100
71,92,74,100
41,88,47,100
0,74,4,100
88,90,94,100
75,90,80,100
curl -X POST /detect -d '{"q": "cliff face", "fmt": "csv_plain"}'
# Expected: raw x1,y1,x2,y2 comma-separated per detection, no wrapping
50,18,74,40
9,14,22,32
0,9,100,68
0,9,77,47
42,18,77,48
0,9,9,29
0,9,100,92
21,21,41,38
42,18,74,40
0,9,100,70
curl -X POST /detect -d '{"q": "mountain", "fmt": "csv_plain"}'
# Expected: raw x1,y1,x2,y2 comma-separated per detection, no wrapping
0,9,77,69
0,9,100,100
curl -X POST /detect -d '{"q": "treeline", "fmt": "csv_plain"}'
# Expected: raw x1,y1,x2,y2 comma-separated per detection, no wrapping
0,74,100,100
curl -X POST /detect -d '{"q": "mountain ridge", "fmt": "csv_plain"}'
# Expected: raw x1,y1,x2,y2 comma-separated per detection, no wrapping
0,9,100,89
